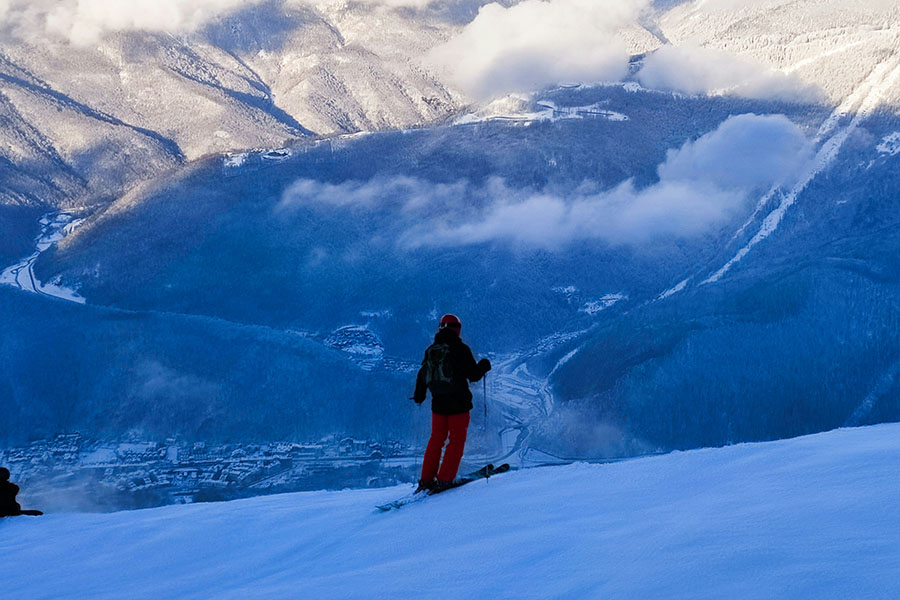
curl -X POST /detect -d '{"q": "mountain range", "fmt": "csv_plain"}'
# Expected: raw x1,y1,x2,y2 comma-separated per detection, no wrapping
2,0,899,461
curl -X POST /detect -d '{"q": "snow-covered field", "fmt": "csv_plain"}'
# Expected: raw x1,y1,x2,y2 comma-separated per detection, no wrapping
3,424,899,599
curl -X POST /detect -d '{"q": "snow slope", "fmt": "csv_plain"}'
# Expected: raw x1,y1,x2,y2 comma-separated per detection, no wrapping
3,424,899,599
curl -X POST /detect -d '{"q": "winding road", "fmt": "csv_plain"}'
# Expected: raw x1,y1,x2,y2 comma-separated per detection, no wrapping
0,212,85,303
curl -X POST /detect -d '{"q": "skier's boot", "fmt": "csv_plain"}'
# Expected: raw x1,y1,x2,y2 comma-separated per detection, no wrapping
415,479,435,493
431,478,463,493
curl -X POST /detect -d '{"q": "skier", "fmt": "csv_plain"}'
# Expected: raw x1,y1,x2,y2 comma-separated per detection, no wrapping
0,467,42,517
412,314,491,492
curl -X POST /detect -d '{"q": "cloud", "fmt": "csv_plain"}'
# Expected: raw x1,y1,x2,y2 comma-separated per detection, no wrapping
402,113,813,249
401,179,740,249
636,43,821,102
343,0,437,6
657,113,814,189
2,0,450,45
275,115,812,251
426,0,650,100
0,0,262,45
136,360,220,403
277,176,468,213
46,0,260,45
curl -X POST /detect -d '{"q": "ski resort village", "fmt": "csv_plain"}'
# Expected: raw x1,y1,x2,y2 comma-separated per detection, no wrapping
1,433,417,512
2,0,900,598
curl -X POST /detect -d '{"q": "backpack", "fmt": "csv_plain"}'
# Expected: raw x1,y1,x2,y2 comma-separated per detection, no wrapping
423,342,455,395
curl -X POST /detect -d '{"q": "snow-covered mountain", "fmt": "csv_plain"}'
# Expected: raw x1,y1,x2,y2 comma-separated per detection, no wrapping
2,0,900,498
0,1,463,215
2,424,899,599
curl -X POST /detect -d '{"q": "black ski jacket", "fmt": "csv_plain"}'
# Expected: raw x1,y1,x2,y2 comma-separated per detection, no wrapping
413,328,489,415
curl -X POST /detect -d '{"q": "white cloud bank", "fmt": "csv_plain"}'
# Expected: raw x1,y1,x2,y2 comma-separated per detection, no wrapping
2,0,438,45
345,0,436,6
403,113,813,249
276,114,813,251
0,0,260,45
425,0,820,102
426,0,651,100
277,176,468,213
637,44,821,103
47,0,257,45
0,0,821,107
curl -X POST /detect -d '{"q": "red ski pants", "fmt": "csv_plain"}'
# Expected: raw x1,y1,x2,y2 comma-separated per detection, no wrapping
421,412,470,483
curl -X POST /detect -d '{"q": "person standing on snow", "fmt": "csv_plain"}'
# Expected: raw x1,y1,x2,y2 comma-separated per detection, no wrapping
412,314,491,492
0,467,42,517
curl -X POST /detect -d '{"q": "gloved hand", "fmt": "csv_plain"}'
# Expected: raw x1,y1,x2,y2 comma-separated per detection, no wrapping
410,395,425,405
478,358,492,373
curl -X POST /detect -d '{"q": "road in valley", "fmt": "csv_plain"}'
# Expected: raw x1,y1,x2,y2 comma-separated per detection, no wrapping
0,212,85,303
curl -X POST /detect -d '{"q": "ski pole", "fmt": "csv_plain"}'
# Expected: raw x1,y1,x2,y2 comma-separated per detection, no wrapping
411,397,424,480
483,374,488,432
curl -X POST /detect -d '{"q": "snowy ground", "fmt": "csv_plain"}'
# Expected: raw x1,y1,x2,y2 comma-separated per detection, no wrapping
3,424,900,599
454,90,631,126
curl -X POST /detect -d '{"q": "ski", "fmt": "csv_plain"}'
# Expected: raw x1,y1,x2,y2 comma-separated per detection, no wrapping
376,463,510,512
429,463,510,495
375,488,429,512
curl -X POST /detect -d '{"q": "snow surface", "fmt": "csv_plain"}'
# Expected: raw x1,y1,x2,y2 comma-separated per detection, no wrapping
3,424,900,599
455,95,629,126
657,278,689,300
877,132,900,156
580,293,627,315
223,152,248,168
